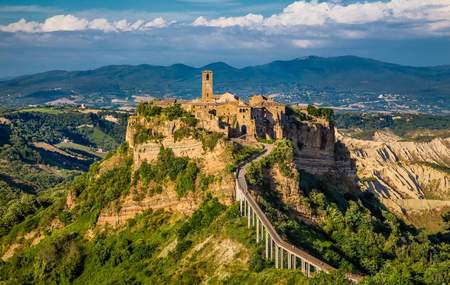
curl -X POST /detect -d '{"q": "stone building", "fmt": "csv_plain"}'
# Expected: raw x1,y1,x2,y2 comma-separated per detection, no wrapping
168,70,286,140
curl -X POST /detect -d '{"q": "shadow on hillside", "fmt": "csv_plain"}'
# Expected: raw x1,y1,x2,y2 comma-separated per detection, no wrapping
35,147,95,171
0,173,36,194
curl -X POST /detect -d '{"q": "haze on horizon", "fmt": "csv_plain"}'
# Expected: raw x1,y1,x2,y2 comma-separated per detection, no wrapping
1,0,450,77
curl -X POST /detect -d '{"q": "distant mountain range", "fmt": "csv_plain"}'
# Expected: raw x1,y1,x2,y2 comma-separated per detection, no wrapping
1,56,449,113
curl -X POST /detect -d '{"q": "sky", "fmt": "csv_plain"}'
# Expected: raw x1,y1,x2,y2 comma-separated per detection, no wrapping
0,0,450,77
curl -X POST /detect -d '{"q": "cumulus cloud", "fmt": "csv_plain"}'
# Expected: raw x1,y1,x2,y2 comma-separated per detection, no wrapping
0,14,169,33
192,13,263,28
193,0,450,33
291,39,323,48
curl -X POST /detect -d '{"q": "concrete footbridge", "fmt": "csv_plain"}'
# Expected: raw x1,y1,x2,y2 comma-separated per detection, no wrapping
234,145,361,283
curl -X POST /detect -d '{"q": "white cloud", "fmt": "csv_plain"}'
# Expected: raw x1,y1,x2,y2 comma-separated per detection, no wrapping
143,17,168,29
193,13,263,28
41,15,89,32
88,18,116,32
291,39,322,48
193,0,450,33
0,14,170,33
0,18,40,33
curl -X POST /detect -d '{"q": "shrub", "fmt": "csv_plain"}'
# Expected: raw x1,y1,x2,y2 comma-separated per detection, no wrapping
177,197,225,239
162,104,184,121
175,161,199,197
173,127,191,142
245,140,295,186
134,127,164,144
307,105,334,120
137,102,162,118
200,132,223,151
181,115,198,127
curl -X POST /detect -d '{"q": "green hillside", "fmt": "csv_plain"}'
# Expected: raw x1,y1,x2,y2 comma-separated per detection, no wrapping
1,56,449,113
0,104,449,284
0,107,128,236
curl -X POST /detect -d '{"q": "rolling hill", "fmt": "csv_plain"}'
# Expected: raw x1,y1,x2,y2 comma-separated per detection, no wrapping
1,56,449,112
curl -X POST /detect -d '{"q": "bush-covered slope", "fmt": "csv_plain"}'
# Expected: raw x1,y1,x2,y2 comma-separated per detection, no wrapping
246,140,450,284
0,143,351,284
0,107,128,237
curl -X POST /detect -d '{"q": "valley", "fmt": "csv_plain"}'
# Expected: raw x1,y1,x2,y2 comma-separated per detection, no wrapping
0,100,448,284
0,72,449,284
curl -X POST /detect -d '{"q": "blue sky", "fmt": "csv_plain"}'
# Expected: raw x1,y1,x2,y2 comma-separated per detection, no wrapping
1,0,450,77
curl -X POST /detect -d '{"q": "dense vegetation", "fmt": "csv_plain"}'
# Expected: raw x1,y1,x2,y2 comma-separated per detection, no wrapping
225,143,262,173
1,105,449,284
246,140,296,186
0,107,127,168
246,140,450,284
306,105,334,121
134,147,200,198
0,192,354,284
334,112,450,140
0,107,128,239
137,102,192,122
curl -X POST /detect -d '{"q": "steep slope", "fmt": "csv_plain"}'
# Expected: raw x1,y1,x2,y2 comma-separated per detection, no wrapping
0,104,357,284
337,131,450,231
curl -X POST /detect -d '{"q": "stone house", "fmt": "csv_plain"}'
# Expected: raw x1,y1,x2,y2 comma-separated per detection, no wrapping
177,70,286,140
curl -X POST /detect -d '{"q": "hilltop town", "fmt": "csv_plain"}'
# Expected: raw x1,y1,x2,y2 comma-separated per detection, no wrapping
144,70,286,140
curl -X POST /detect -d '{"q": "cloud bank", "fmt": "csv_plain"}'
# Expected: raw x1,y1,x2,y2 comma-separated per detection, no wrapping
0,14,169,33
193,0,450,34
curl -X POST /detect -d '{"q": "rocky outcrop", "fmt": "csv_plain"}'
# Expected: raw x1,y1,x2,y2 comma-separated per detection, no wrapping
285,120,346,175
338,131,450,229
270,164,301,209
96,116,235,228
338,132,450,200
97,185,200,227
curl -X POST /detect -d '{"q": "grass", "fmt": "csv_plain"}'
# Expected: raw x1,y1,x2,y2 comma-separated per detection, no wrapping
56,142,106,158
17,107,66,114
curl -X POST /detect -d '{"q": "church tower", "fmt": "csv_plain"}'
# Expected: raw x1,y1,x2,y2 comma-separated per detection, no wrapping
202,70,214,102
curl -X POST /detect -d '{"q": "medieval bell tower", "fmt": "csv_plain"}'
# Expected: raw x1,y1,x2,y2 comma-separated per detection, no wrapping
202,70,214,102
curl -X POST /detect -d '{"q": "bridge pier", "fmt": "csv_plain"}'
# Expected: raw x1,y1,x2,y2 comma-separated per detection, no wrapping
256,218,259,243
247,202,251,228
280,248,284,269
275,246,279,268
271,240,274,260
265,230,269,259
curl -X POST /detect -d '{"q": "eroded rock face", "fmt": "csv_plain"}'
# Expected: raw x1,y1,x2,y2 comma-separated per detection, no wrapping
338,132,450,200
338,131,450,228
96,117,235,228
97,186,200,227
285,120,339,175
270,164,301,208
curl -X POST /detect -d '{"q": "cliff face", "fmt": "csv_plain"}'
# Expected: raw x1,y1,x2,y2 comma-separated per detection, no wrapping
285,120,346,175
96,116,235,228
338,131,450,230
